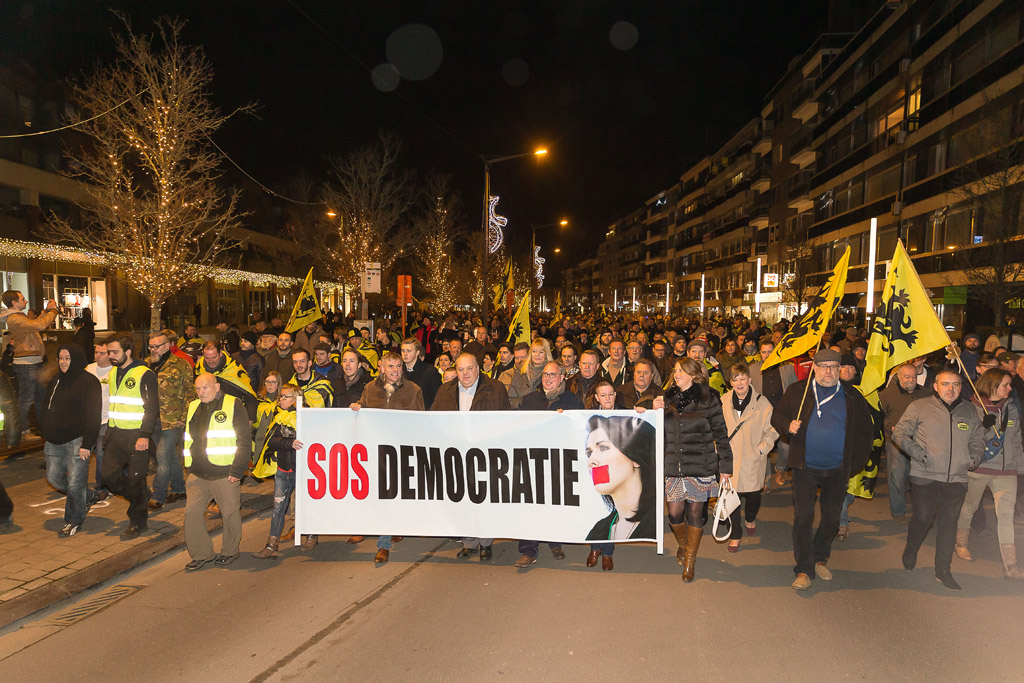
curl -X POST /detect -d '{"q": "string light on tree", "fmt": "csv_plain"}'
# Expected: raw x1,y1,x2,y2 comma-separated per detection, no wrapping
534,246,545,288
487,195,507,254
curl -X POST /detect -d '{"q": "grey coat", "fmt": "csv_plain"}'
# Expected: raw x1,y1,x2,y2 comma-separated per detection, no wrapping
892,396,985,484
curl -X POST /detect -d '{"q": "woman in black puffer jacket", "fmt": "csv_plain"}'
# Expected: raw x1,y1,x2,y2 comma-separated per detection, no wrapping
651,357,732,582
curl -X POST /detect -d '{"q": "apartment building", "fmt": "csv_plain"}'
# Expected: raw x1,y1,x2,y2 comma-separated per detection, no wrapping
564,0,1024,334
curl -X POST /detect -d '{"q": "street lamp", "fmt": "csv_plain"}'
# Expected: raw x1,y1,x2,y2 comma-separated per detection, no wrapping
481,148,548,314
531,218,568,310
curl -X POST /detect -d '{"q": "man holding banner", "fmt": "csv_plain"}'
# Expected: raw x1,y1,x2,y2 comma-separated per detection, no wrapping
432,352,512,560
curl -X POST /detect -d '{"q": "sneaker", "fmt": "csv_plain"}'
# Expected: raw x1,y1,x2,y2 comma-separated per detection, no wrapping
59,523,80,537
815,562,833,581
185,556,214,571
550,546,566,560
791,573,812,590
214,554,238,566
513,554,537,568
836,526,849,540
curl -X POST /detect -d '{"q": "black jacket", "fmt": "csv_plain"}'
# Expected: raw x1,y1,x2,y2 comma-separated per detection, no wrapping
567,371,601,404
770,379,874,476
40,343,102,449
404,358,441,409
663,382,733,478
520,387,585,411
335,368,371,407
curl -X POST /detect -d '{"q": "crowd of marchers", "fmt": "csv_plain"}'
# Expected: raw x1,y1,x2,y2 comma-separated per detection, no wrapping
1,291,1022,591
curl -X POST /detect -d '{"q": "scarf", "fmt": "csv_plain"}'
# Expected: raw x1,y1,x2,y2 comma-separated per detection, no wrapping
544,383,566,402
732,389,751,414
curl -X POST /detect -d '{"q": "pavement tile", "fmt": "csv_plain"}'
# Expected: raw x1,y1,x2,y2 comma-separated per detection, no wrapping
67,558,97,570
0,579,24,593
44,568,75,580
0,562,32,574
32,559,68,573
0,588,27,602
9,568,47,582
20,578,51,591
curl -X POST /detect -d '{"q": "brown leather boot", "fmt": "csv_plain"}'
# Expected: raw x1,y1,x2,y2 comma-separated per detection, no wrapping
682,525,703,583
252,536,279,559
1000,544,1024,579
300,534,318,551
669,521,689,566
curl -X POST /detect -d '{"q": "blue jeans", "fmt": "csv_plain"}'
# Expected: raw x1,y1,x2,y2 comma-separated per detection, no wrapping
378,535,393,550
839,492,855,527
886,443,910,516
13,362,43,433
590,542,614,556
45,437,98,526
94,424,107,491
151,426,185,503
269,469,295,539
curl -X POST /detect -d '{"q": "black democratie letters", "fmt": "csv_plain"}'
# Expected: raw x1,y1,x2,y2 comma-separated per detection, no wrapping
377,444,579,506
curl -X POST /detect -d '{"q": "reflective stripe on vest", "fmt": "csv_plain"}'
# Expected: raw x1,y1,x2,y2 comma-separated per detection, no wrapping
108,365,150,429
183,395,238,467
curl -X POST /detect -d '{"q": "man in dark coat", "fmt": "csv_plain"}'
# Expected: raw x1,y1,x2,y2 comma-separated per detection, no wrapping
771,349,874,591
615,358,664,409
401,338,441,410
334,349,371,407
432,352,510,559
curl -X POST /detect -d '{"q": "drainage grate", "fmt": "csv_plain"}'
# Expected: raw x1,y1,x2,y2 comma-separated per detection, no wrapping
39,584,142,627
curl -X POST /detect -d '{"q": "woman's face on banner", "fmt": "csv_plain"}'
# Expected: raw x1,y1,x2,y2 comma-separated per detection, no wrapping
594,385,616,410
586,426,640,496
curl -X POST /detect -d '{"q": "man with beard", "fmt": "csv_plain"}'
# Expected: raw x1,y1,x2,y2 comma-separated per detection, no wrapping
104,334,159,539
262,331,295,384
196,341,257,423
147,331,192,509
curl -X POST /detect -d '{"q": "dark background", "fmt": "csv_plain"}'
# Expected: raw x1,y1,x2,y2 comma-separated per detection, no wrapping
0,0,834,277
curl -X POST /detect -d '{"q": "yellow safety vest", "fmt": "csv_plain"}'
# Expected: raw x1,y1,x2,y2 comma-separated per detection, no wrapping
183,395,239,467
108,365,150,430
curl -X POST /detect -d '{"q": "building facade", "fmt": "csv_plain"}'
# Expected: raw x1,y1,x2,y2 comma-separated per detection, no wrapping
564,0,1024,335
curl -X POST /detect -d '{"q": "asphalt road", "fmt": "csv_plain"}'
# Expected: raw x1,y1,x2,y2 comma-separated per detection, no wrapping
2,483,1023,682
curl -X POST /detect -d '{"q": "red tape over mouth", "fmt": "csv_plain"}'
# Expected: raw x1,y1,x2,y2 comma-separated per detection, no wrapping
591,464,610,485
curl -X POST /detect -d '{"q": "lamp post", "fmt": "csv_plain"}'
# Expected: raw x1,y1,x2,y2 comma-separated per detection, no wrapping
481,148,547,315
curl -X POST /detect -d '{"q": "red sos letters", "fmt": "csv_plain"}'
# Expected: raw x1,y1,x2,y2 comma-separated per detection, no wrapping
307,443,369,500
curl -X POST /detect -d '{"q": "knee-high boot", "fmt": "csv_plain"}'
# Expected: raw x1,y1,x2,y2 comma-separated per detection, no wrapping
669,521,689,566
682,525,703,583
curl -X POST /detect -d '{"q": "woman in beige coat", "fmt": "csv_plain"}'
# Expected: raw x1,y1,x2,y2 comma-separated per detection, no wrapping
721,363,778,551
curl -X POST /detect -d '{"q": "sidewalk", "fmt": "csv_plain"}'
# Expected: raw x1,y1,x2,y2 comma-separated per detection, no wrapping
0,452,274,629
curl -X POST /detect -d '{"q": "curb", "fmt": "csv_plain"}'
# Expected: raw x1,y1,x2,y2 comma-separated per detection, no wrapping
0,493,274,630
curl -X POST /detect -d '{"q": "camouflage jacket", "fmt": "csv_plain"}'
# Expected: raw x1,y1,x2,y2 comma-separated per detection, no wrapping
150,351,194,429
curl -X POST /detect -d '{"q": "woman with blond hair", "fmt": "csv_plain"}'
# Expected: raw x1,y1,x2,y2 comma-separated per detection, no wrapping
508,337,553,409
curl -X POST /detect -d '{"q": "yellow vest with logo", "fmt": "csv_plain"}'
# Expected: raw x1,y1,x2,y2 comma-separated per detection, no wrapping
183,395,239,467
108,365,150,430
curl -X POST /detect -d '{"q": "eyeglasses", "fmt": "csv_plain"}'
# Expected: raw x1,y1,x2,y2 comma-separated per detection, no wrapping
815,364,840,371
542,372,561,378
148,342,168,350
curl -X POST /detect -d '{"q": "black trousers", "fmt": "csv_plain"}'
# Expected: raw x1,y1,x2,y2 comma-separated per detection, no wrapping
101,428,151,526
791,467,846,578
0,477,12,518
729,491,762,540
904,479,967,575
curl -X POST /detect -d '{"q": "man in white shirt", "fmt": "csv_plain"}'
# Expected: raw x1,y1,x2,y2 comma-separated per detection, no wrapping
85,342,112,497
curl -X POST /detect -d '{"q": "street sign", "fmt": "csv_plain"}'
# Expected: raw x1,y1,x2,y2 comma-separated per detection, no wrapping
364,262,381,294
396,275,412,306
763,273,779,288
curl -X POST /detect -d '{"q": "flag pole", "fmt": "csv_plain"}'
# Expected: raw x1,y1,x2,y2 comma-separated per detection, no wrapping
947,341,998,434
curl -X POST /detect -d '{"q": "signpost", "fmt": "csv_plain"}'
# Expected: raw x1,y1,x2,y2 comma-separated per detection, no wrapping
397,275,412,337
362,262,381,320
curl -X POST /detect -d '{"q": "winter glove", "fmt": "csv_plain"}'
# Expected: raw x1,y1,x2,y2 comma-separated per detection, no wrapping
982,413,996,429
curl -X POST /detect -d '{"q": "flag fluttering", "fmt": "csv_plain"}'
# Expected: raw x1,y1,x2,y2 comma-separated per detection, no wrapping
492,258,514,311
507,291,531,345
286,268,323,334
761,246,850,371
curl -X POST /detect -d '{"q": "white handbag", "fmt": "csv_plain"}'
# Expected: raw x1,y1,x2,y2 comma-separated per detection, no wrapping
712,478,741,542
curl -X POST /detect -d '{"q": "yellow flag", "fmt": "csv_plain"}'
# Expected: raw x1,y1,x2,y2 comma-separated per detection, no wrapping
859,240,950,394
553,292,562,323
762,246,850,370
507,291,531,344
286,268,323,334
492,258,513,311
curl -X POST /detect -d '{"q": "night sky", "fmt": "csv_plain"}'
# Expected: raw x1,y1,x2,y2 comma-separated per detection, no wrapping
1,1,829,276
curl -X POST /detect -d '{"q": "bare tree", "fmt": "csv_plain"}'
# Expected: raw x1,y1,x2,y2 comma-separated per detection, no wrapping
780,221,817,315
950,98,1024,329
414,173,465,313
44,16,250,331
320,133,415,297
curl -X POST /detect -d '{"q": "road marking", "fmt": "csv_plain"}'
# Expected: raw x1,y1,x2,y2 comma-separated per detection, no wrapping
250,539,449,683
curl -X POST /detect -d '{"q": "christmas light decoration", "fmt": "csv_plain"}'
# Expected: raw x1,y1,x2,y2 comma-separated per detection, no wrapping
534,246,545,288
487,195,506,254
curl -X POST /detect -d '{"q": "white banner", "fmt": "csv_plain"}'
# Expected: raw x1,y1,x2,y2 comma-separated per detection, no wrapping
295,407,664,552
